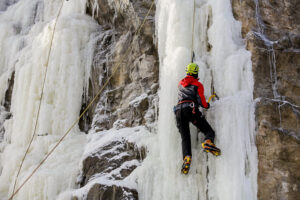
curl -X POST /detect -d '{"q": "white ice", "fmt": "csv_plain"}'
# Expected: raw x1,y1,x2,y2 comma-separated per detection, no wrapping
0,0,258,199
135,0,257,199
0,0,99,199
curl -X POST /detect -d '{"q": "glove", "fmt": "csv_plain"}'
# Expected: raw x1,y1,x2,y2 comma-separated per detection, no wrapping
206,103,210,109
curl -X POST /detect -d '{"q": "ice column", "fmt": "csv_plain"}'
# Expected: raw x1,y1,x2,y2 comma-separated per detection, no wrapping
136,0,257,199
0,0,99,199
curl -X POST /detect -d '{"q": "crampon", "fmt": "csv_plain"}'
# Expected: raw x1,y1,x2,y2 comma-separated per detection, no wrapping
181,155,192,174
202,139,221,156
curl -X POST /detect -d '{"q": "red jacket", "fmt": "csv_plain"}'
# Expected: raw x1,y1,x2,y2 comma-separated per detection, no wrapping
178,75,208,108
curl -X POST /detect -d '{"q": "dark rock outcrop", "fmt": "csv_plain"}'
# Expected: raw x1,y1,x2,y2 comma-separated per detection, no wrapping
79,0,158,132
232,0,300,199
0,71,14,143
86,184,138,200
73,135,145,200
0,0,156,199
80,0,158,195
3,71,14,112
76,1,158,198
0,106,10,143
80,140,145,186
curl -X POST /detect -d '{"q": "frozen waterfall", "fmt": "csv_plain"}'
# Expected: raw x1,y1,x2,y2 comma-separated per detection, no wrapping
135,0,257,199
0,0,258,199
0,0,98,199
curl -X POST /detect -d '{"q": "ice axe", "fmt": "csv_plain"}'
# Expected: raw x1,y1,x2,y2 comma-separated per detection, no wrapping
208,67,219,103
191,51,195,62
207,92,219,103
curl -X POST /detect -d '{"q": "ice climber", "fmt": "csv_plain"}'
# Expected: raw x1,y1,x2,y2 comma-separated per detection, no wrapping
173,63,221,174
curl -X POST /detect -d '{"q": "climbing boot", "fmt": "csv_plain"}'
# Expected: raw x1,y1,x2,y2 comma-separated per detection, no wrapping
202,139,221,156
181,155,192,174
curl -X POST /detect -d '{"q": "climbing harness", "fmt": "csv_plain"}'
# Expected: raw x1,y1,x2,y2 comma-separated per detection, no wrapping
8,0,155,199
173,100,196,114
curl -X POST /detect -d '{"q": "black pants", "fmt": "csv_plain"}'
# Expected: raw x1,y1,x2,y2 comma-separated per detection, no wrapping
175,104,215,159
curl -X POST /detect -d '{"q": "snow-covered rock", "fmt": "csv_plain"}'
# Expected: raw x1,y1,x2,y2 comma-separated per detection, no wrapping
72,126,150,200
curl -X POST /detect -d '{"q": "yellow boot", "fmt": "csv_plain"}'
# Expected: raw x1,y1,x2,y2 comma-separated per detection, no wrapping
181,155,192,174
202,139,221,156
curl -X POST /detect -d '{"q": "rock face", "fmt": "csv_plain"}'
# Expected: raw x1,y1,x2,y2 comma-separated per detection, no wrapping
77,138,145,200
76,0,158,199
0,106,10,142
80,140,145,187
232,0,300,199
0,72,14,143
86,184,138,200
80,0,158,133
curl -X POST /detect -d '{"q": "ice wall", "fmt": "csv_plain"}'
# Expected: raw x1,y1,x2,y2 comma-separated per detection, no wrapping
135,0,257,199
0,0,99,199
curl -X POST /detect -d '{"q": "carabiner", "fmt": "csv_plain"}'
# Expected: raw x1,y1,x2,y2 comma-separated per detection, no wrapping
189,102,195,108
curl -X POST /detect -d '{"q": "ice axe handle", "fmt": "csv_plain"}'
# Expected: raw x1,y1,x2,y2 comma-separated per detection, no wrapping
207,93,219,103
207,95,215,103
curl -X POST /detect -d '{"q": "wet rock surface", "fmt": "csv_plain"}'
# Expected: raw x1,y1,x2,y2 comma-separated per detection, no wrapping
80,140,145,186
0,106,10,143
0,71,14,144
232,0,300,199
73,133,146,200
80,0,158,132
76,1,158,199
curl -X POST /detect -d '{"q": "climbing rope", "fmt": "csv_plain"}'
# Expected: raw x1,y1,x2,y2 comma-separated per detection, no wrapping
191,0,196,62
11,0,65,198
8,0,155,199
